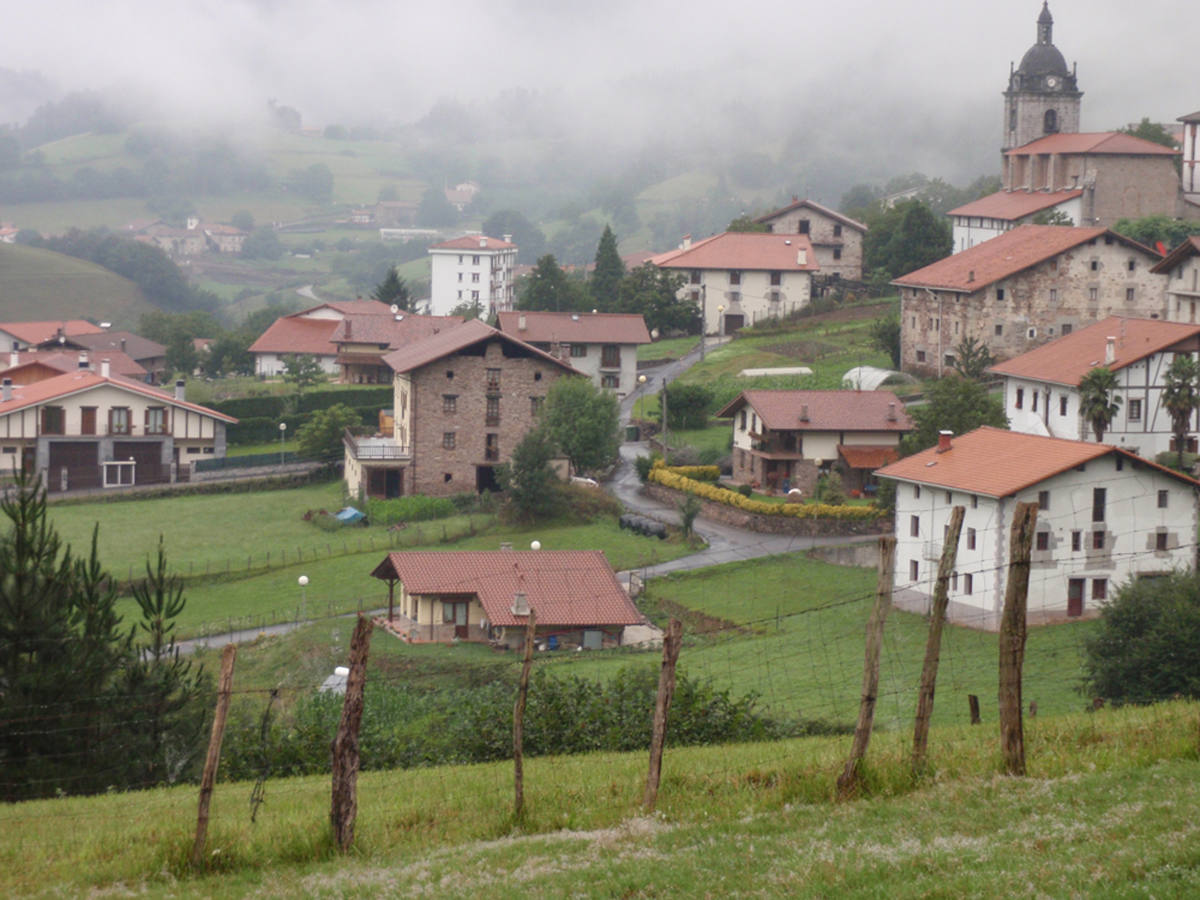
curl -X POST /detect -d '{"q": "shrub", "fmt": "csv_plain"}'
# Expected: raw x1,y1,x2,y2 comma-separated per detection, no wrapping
647,466,882,521
664,383,714,429
634,453,660,483
737,484,753,498
365,495,457,526
814,474,848,506
679,494,702,538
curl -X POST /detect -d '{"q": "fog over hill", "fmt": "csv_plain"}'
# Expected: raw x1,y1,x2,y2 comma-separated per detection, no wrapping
2,0,1193,198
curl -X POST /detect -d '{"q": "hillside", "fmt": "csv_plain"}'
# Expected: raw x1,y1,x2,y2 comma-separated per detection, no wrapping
0,241,155,326
1,702,1196,896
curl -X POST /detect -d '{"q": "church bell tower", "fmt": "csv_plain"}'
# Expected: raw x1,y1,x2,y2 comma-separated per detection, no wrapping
1002,3,1082,154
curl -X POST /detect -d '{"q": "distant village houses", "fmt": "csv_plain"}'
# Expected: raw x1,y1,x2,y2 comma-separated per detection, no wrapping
753,197,866,281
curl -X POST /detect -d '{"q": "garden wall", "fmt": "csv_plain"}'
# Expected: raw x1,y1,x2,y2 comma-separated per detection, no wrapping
643,484,893,538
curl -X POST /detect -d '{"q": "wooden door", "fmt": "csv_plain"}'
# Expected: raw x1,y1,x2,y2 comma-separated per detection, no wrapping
80,407,97,435
1067,578,1084,617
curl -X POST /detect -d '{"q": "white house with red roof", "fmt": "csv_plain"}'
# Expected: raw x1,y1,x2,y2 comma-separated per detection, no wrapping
877,427,1199,630
370,549,643,648
249,299,393,376
893,224,1165,376
947,189,1083,253
753,198,867,281
652,232,819,335
715,389,910,496
427,234,517,317
495,310,651,398
0,367,236,492
989,316,1200,458
0,320,104,352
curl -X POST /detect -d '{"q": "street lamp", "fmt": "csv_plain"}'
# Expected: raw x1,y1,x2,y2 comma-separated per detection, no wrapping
700,283,707,360
717,304,725,338
279,421,287,464
298,574,309,618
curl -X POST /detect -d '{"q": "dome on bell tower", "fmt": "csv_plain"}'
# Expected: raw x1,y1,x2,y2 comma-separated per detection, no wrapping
1009,3,1078,93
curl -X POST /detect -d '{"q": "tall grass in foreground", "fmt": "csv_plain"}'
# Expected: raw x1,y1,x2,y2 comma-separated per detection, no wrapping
0,701,1196,895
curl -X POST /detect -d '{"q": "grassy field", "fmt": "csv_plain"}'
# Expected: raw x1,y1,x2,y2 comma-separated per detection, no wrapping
0,241,155,325
1,701,1196,897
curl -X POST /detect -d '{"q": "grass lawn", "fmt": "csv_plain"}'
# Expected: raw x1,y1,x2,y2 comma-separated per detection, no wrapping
537,553,1097,730
637,335,698,361
1,701,1197,896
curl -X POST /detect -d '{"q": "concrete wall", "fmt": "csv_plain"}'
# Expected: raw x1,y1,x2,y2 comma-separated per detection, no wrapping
677,269,812,334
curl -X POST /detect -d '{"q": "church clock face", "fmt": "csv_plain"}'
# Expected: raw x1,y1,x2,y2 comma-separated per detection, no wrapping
1046,76,1059,89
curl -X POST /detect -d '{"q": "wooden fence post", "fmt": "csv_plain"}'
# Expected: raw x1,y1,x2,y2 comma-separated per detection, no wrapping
837,535,896,799
644,618,683,810
191,644,236,869
513,610,537,820
968,695,981,724
999,501,1038,777
912,506,965,775
330,614,374,852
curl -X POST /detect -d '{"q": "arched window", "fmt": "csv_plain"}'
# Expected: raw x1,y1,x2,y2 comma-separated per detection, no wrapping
1009,106,1017,132
1044,109,1058,134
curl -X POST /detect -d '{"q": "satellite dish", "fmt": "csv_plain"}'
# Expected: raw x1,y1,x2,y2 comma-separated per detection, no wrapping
390,304,399,314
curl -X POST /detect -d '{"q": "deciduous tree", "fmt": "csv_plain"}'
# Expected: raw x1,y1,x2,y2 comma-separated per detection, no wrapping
296,403,362,460
951,336,995,381
281,353,326,396
541,377,620,474
617,264,695,335
496,426,561,522
899,375,1008,455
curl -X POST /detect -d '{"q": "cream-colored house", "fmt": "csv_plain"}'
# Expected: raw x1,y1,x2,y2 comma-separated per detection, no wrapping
652,232,819,334
0,367,235,492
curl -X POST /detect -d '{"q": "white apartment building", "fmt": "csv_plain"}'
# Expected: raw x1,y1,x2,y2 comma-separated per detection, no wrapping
427,235,517,317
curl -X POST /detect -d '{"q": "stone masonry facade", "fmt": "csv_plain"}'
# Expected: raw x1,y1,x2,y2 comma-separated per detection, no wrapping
758,207,864,280
402,338,569,497
901,237,1167,376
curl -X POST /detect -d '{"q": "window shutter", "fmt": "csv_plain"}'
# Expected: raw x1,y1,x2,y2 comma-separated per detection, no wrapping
144,408,150,434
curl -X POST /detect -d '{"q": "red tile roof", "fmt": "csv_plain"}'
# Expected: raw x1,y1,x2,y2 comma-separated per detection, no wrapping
383,319,580,375
429,235,516,251
1006,132,1179,157
754,197,867,232
652,232,820,272
69,330,165,362
294,300,394,318
876,426,1199,497
331,313,464,348
947,189,1083,220
371,550,643,629
496,311,651,345
0,370,237,423
249,317,340,356
0,320,105,344
987,317,1200,386
892,225,1159,293
838,445,900,469
1151,235,1200,274
2,349,147,380
715,390,911,432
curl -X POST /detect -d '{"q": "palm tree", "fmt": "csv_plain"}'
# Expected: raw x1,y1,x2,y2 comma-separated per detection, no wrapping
1078,367,1122,443
1161,354,1200,469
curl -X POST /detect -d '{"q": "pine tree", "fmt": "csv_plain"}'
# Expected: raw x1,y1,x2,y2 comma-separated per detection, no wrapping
589,225,625,311
371,265,410,310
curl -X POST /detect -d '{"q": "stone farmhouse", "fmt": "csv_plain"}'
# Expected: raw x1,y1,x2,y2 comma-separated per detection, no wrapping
753,197,867,281
1155,237,1200,324
988,316,1200,459
495,310,651,399
894,224,1165,377
652,232,819,335
716,390,911,496
0,367,235,492
249,299,392,376
877,427,1199,630
427,235,517,317
343,319,578,499
370,549,643,649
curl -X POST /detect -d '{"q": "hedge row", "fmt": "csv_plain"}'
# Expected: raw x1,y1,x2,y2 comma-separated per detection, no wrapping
662,463,720,482
211,387,392,420
648,462,882,520
227,405,379,445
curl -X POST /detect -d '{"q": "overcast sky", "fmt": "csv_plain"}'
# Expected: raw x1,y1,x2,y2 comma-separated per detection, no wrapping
2,1,1194,150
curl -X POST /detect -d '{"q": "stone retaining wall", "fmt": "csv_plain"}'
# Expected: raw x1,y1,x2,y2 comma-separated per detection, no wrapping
643,483,893,538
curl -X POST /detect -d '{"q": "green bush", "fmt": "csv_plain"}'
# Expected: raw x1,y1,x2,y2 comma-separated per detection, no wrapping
737,484,753,498
814,474,847,506
634,454,660,483
365,495,457,526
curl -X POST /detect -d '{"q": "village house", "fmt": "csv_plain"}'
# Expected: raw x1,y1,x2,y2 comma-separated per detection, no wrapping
1154,237,1200,324
56,331,167,383
249,299,392,376
427,235,517,317
716,390,911,496
652,232,819,334
369,549,644,649
753,197,867,281
0,319,104,351
894,224,1165,377
1,348,147,383
947,189,1082,253
989,316,1200,458
331,312,464,384
1180,110,1200,203
0,366,235,492
342,318,578,499
877,427,1200,630
495,310,651,398
202,223,247,255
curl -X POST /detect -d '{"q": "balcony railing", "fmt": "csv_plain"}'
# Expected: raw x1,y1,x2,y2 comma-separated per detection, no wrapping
344,430,411,460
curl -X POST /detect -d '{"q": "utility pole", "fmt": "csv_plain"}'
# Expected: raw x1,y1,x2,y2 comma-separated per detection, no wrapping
700,283,707,361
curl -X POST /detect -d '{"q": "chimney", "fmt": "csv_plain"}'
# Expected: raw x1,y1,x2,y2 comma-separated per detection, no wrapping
937,430,953,453
800,404,810,422
1,378,11,402
1105,336,1116,365
511,592,529,616
682,233,692,250
78,352,89,369
968,270,975,283
100,358,110,378
119,338,126,353
797,249,807,266
175,379,186,401
887,402,897,421
502,233,512,243
9,350,18,368
518,314,526,330
478,237,487,249
345,319,351,339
